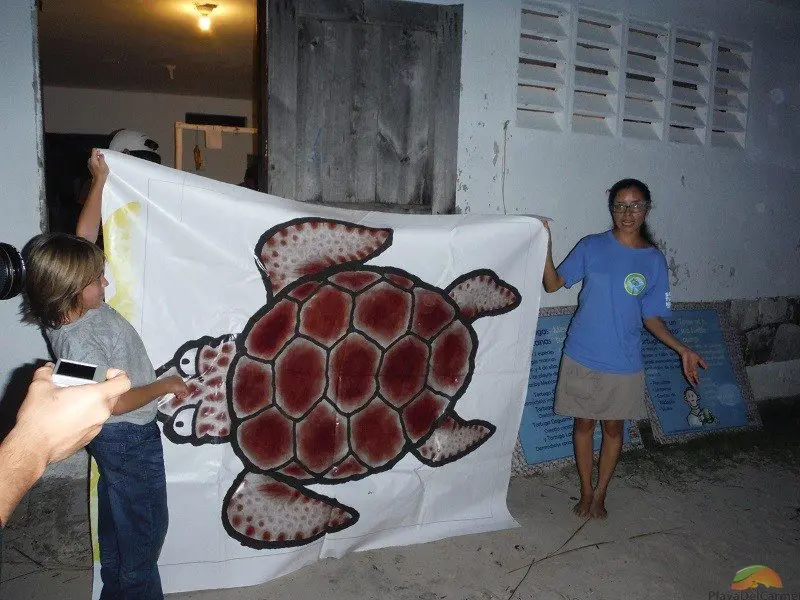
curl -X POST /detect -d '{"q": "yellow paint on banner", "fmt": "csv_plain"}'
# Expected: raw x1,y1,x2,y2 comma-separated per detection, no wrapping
90,201,141,569
103,202,141,321
89,459,100,562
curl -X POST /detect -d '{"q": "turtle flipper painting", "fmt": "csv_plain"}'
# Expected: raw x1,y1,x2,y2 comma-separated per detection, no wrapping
157,217,521,549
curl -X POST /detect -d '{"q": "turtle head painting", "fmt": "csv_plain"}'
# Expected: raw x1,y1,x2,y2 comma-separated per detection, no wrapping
156,217,521,549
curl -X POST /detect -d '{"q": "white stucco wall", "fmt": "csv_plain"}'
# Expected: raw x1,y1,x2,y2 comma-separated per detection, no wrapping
0,0,47,392
430,0,800,306
43,87,256,185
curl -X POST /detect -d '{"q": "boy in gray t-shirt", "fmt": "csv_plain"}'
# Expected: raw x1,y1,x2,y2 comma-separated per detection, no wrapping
47,302,158,425
23,150,187,599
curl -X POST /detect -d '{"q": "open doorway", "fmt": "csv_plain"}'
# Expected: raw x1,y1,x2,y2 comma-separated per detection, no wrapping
36,0,260,232
43,133,111,234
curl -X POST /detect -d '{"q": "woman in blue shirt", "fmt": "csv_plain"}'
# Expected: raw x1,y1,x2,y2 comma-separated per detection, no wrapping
542,178,706,519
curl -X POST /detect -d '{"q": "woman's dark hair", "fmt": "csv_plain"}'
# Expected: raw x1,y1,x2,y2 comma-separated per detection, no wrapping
607,178,657,247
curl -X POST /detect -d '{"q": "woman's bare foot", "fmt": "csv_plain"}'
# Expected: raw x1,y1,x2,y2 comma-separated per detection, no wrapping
589,492,608,519
572,494,593,517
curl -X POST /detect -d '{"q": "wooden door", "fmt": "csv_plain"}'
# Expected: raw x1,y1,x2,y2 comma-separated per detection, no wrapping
260,0,462,214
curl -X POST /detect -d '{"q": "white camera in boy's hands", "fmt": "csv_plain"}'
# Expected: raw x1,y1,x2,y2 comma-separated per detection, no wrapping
52,358,106,387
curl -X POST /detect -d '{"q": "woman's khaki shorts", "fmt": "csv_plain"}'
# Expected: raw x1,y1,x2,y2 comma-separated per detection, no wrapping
554,355,647,420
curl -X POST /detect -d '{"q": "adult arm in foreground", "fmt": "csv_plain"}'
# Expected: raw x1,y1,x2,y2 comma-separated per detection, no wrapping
0,364,131,526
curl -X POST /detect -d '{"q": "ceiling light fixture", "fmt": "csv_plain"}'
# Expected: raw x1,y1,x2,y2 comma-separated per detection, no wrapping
195,3,217,32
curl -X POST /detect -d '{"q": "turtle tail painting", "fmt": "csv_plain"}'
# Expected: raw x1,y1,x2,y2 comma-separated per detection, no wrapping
156,217,521,549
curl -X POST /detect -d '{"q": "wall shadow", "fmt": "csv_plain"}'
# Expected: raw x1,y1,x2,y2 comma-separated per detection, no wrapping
0,361,41,442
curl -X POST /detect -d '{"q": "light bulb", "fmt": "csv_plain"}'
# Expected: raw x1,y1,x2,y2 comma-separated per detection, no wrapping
198,15,211,31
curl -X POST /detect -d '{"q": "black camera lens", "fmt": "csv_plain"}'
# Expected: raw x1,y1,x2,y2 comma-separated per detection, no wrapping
0,242,25,300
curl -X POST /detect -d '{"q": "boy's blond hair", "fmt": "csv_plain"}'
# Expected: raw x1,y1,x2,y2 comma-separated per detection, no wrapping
23,233,105,328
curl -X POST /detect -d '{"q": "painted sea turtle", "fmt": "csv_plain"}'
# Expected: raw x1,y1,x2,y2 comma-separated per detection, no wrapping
157,217,521,549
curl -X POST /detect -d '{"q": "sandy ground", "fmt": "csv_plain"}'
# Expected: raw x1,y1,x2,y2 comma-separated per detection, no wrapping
2,400,798,600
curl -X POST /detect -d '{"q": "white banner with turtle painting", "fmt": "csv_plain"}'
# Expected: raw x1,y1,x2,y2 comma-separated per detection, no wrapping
94,152,548,595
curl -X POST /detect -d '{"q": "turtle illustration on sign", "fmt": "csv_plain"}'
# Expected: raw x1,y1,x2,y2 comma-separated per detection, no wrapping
156,217,521,549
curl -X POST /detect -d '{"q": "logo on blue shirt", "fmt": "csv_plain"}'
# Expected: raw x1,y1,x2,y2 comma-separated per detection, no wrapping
624,272,647,296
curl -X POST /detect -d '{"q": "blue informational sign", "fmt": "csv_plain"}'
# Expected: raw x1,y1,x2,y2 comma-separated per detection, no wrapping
518,314,637,467
642,310,752,439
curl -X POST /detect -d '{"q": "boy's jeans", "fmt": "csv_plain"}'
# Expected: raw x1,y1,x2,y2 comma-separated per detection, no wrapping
89,420,168,600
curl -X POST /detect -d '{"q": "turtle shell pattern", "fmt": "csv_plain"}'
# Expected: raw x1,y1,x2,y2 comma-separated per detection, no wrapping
228,266,477,483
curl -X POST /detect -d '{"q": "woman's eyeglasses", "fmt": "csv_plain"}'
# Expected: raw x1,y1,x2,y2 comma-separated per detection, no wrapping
612,202,647,213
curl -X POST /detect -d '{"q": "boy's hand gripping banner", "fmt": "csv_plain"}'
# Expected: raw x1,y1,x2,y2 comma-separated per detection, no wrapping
97,152,547,595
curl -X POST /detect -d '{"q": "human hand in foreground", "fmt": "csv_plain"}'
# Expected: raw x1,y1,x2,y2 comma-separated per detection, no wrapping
15,363,131,464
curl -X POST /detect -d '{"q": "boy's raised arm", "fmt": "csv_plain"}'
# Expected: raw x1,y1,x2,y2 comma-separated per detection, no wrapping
76,149,109,243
